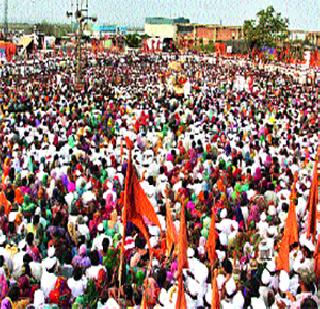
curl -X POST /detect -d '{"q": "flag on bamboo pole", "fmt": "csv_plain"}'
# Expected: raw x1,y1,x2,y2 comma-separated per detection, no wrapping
123,150,161,247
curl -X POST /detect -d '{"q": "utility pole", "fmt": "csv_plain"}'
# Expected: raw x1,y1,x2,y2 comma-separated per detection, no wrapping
67,0,97,90
4,0,8,40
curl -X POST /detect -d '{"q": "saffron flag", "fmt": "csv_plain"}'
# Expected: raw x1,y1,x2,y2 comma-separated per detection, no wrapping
276,233,290,272
276,182,299,271
123,151,161,247
178,201,188,273
286,201,298,247
307,155,318,241
165,200,178,257
124,136,134,150
207,208,217,265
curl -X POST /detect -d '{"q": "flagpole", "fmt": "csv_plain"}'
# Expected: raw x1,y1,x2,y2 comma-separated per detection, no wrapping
118,149,130,299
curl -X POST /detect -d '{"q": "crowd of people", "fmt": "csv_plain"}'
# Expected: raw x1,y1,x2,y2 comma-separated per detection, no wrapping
0,50,319,308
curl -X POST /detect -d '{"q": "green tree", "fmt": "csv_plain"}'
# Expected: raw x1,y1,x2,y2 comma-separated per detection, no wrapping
244,6,289,51
124,33,142,48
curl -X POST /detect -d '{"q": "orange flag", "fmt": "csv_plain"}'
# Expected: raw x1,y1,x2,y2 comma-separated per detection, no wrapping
123,149,161,247
124,136,134,150
178,201,188,273
207,208,217,265
211,269,220,309
165,200,178,257
306,156,318,241
276,233,290,272
286,201,298,247
175,201,188,309
176,273,187,309
276,183,299,271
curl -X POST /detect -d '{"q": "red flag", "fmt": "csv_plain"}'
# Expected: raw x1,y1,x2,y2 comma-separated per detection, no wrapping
211,269,220,309
165,200,178,257
123,152,161,247
207,208,217,265
307,154,318,241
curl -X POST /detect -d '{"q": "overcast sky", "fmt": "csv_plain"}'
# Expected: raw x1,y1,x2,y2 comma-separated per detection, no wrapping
2,0,320,30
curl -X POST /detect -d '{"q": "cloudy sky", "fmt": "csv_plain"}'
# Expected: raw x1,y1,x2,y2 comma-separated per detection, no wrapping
3,0,320,30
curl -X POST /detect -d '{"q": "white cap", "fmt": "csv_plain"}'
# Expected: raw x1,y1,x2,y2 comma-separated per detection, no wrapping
98,223,104,232
220,208,227,219
8,212,17,223
48,246,55,258
187,248,195,258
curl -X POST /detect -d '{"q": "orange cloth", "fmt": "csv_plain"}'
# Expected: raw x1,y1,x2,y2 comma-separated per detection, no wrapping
307,156,318,241
207,209,217,265
165,201,178,257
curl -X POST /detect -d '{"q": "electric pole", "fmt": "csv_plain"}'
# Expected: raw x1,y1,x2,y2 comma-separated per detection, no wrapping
4,0,8,40
67,0,97,90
